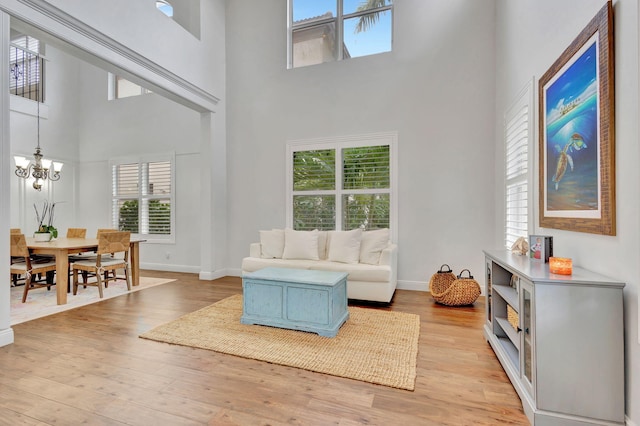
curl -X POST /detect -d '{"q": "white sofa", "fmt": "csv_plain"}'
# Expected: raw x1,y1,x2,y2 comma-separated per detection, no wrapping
241,228,398,303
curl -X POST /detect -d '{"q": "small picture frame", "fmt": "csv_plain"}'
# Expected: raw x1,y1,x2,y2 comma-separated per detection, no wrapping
529,235,553,262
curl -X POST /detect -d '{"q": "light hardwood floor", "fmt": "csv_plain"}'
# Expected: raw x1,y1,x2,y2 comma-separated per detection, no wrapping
0,271,528,425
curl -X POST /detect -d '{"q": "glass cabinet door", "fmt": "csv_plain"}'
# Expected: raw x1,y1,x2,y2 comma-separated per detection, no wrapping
486,261,492,325
520,280,534,397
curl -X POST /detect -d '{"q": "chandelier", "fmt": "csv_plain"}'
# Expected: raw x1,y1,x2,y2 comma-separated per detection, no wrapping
14,59,63,191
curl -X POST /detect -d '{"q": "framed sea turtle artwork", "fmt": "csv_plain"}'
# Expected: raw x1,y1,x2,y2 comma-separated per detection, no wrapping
538,1,615,235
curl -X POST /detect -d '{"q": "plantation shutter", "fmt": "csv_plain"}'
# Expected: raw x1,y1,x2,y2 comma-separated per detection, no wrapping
290,142,392,232
111,158,174,238
342,145,390,230
144,161,172,235
504,83,532,248
292,149,336,231
112,163,139,233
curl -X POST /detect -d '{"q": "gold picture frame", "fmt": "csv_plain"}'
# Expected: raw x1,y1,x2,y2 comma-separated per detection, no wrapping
538,2,615,235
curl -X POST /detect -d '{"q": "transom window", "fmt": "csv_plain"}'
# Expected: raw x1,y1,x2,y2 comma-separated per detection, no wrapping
156,0,174,17
288,0,393,69
287,133,396,236
108,74,152,100
111,154,175,242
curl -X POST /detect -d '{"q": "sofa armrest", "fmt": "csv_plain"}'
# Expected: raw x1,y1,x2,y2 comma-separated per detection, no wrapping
380,243,398,289
249,242,261,258
379,243,397,266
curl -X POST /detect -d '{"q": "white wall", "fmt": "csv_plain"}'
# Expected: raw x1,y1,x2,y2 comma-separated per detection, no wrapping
495,0,639,423
225,0,498,289
75,61,203,272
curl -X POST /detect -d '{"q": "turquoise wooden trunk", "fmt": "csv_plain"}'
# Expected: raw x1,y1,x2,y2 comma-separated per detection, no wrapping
241,268,349,338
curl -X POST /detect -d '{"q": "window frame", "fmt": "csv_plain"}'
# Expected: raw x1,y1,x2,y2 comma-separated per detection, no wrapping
287,0,393,69
110,153,176,244
504,80,535,249
286,132,397,241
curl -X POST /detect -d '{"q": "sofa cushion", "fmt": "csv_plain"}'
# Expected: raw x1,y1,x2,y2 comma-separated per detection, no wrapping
282,228,319,260
359,228,390,265
242,257,316,272
327,229,362,264
310,261,391,282
259,229,285,259
317,231,329,260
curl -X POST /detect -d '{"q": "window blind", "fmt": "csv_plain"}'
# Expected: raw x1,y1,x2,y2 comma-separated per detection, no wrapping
290,141,392,232
504,84,532,248
144,162,171,235
112,159,173,237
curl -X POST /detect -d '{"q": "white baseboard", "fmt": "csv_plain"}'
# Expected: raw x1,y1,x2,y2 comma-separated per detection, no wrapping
0,327,15,347
141,262,231,281
627,415,637,426
214,274,478,296
398,279,486,296
140,262,200,274
397,280,428,292
199,269,228,281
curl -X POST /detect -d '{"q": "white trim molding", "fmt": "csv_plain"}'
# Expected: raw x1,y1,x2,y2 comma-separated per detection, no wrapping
397,279,427,292
1,0,219,112
0,10,14,347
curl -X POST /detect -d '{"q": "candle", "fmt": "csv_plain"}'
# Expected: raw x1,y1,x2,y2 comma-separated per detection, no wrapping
549,257,572,275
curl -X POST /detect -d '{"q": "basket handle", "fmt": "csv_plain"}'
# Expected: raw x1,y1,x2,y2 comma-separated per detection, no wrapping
437,264,453,273
457,269,474,279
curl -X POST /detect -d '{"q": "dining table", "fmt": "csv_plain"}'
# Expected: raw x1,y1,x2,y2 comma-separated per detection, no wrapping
26,237,144,305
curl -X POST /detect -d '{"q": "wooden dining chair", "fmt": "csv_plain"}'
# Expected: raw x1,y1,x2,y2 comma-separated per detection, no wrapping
66,228,87,238
10,233,58,303
10,228,24,286
97,228,117,235
72,231,131,298
69,228,114,284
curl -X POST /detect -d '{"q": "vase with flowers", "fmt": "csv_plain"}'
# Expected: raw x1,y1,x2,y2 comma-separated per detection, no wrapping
34,200,58,242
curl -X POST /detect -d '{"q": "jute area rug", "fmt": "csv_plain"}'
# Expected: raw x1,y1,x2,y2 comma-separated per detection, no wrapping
11,276,176,325
140,294,420,390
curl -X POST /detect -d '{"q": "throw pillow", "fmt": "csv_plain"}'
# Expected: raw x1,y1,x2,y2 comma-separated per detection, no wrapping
317,231,329,260
359,228,390,265
328,228,363,264
260,229,285,259
282,228,319,260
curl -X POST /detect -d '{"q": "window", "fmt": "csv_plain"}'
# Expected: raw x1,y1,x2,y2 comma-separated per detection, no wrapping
156,0,174,17
287,133,396,235
9,35,44,102
108,74,152,100
504,82,534,248
288,0,393,68
111,154,175,242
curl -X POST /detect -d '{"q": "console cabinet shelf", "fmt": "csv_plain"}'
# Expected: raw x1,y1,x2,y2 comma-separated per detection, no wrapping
483,250,625,425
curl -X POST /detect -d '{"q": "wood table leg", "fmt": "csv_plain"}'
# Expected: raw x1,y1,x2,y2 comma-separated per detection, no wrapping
55,251,69,305
130,242,140,286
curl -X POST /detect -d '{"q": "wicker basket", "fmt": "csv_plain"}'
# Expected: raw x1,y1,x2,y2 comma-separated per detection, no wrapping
507,305,519,330
430,268,481,306
429,264,456,302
